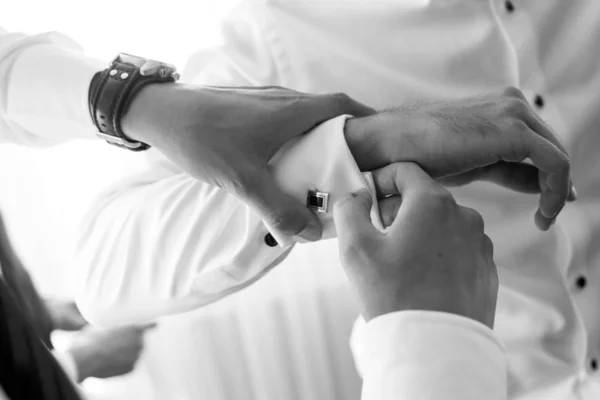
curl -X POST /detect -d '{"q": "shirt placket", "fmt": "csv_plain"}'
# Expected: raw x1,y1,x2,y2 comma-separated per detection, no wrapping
494,0,595,389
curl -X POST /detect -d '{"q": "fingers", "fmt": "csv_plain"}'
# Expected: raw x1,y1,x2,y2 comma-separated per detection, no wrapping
378,196,403,228
312,93,376,120
504,88,575,224
482,234,494,259
371,162,456,234
371,162,438,198
524,110,577,202
333,189,380,245
437,162,542,193
505,87,570,156
516,129,571,226
319,92,376,118
460,206,485,233
246,171,323,246
477,162,541,194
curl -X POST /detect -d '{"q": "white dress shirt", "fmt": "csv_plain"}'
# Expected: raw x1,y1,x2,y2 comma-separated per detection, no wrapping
0,6,506,400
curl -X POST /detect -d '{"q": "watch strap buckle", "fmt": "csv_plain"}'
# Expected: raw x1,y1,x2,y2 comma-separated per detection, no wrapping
95,132,145,150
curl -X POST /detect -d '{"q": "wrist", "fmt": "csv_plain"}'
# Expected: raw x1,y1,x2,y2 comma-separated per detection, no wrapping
343,116,392,171
344,117,374,171
120,82,178,146
121,82,211,147
344,114,414,172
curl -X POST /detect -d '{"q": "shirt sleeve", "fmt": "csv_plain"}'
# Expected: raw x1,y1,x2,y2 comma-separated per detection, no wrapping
73,2,379,325
74,116,382,324
357,311,507,400
0,26,103,147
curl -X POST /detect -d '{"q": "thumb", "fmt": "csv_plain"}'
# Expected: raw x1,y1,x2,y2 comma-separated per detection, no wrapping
333,189,379,246
248,173,324,246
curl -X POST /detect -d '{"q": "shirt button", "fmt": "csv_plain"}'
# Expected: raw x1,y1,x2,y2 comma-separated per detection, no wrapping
534,94,545,109
264,233,278,247
576,275,588,289
505,1,515,13
591,358,598,372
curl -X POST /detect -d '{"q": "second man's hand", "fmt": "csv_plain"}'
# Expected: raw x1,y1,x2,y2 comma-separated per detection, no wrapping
344,87,575,231
121,83,374,242
67,322,156,382
334,163,497,328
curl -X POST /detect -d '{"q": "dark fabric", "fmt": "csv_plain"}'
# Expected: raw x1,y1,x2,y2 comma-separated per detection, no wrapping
0,214,54,348
0,213,82,399
0,278,82,400
88,56,176,152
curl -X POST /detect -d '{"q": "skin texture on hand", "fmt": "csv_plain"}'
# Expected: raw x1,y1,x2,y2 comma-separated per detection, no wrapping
344,87,575,231
334,163,498,328
66,322,156,382
122,83,374,244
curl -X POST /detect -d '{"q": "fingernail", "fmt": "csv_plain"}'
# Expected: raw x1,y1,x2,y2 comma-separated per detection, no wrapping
567,185,578,201
554,202,565,218
297,220,322,242
275,234,293,248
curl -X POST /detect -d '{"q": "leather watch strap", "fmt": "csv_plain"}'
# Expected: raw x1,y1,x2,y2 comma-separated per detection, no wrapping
88,57,176,151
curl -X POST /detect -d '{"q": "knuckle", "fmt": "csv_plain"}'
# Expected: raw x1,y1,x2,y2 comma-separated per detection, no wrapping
503,86,524,98
489,262,499,291
559,155,572,172
483,234,494,257
333,92,351,102
463,207,485,231
508,119,529,134
264,208,301,235
504,98,529,116
331,92,352,108
424,187,456,209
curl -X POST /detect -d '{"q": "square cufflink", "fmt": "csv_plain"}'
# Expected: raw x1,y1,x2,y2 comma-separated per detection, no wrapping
306,190,329,213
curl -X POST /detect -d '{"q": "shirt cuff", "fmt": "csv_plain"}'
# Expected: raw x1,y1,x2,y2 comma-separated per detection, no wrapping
268,115,384,246
52,349,79,383
362,311,507,400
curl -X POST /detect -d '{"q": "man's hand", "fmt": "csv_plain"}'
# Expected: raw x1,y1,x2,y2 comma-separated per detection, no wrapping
334,163,497,328
66,322,156,381
344,87,574,230
122,84,373,242
45,299,87,331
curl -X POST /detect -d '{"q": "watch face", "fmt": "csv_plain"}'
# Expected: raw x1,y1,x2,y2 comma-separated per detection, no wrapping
114,53,146,68
113,53,178,79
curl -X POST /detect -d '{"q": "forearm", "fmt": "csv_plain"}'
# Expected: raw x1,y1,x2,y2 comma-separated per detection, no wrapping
74,116,383,324
0,28,103,146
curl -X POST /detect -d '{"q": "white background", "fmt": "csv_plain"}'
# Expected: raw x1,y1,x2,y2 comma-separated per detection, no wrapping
0,1,240,398
0,0,240,298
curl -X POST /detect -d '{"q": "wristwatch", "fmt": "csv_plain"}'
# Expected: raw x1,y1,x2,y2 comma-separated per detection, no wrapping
88,53,180,151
